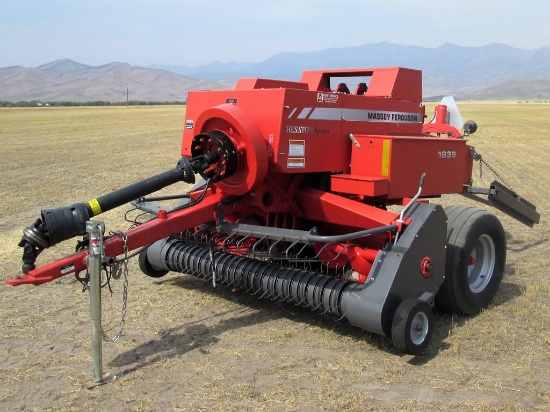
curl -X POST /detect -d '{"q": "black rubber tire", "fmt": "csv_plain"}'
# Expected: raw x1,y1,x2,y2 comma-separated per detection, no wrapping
138,247,169,278
435,206,506,315
391,298,433,355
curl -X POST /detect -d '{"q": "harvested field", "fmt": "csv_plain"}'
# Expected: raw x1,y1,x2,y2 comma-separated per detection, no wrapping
0,104,549,411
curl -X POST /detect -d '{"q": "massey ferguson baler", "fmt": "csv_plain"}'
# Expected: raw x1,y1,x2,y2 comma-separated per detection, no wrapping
7,67,540,355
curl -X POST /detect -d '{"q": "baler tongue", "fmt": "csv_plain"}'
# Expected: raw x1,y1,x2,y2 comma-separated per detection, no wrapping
6,187,226,286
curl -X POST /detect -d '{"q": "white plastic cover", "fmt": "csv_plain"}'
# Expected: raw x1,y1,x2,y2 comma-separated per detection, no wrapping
437,96,464,131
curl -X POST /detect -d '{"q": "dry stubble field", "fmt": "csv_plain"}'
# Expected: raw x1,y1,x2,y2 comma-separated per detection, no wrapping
0,104,549,411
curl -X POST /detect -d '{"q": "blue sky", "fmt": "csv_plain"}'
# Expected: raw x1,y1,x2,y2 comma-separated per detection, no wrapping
1,0,549,68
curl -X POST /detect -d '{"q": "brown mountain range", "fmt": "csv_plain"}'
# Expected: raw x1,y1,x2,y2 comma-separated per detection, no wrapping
0,59,228,102
2,41,550,102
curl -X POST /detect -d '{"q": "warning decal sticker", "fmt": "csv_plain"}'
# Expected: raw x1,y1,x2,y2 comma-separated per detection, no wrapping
287,158,305,168
317,93,339,104
289,139,305,157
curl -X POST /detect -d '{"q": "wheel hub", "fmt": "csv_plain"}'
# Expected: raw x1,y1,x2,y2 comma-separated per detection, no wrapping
467,234,496,293
410,312,429,345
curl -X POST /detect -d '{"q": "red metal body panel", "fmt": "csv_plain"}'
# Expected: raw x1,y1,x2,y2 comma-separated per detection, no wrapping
235,78,308,91
299,67,422,101
183,67,426,177
332,134,473,199
296,188,399,229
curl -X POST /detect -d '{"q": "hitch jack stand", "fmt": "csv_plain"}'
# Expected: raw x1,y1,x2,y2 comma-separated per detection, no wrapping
84,221,116,388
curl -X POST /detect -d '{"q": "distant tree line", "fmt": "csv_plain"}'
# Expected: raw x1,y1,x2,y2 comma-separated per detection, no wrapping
0,100,186,107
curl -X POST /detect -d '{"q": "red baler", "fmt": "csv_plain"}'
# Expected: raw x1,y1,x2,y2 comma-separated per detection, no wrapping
7,67,539,355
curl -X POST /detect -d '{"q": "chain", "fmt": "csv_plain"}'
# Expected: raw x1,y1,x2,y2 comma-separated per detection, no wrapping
469,148,517,194
102,231,129,343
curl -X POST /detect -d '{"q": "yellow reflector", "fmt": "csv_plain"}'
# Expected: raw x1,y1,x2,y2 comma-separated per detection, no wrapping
381,140,391,177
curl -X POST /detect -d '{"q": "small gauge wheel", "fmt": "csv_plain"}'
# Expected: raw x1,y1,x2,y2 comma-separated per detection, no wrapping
391,298,433,355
